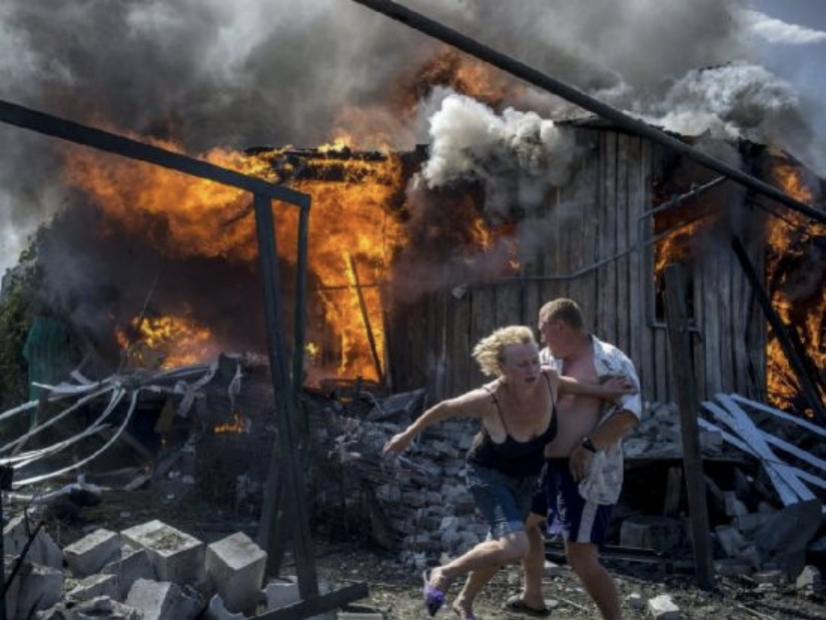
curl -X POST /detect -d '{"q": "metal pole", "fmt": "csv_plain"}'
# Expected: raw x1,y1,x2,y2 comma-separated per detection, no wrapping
292,205,311,401
730,235,826,424
253,193,319,598
0,99,308,205
663,264,715,590
349,0,826,226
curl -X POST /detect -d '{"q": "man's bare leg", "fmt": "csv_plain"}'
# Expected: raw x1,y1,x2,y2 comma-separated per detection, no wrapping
451,566,499,619
565,541,622,620
518,512,547,608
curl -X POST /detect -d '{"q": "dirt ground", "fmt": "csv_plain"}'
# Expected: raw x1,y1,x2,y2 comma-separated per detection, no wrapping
27,485,823,620
317,548,826,620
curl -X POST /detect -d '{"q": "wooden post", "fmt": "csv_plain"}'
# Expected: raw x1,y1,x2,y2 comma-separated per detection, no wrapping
663,263,715,590
347,254,385,385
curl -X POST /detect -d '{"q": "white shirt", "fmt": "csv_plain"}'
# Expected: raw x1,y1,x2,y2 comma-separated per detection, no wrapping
540,335,642,505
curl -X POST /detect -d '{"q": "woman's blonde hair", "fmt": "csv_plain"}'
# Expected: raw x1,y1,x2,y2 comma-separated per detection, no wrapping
472,325,536,377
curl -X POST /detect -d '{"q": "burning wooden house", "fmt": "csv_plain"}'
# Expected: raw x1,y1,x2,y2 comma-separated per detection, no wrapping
1,116,823,422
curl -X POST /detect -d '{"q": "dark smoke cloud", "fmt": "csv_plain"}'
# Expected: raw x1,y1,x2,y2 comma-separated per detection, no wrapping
1,0,823,283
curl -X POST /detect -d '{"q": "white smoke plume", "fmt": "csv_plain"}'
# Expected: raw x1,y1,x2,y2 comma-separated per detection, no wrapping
422,93,580,217
637,62,808,144
740,9,826,45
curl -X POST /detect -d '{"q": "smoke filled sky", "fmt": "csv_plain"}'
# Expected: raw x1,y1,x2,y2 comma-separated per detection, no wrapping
0,0,824,276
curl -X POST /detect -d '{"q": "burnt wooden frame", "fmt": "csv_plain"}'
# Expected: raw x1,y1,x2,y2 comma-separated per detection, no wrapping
0,99,367,618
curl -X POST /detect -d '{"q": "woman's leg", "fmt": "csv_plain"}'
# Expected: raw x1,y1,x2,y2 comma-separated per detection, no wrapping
430,530,529,589
451,566,500,619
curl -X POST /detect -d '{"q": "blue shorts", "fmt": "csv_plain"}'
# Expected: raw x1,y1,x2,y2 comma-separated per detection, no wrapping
466,464,538,539
531,458,613,546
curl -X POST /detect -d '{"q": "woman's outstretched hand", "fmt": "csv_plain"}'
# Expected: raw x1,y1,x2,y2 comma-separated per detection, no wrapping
601,376,636,400
383,430,414,456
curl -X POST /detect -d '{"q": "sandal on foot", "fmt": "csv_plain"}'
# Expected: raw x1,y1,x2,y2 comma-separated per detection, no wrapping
503,595,551,617
422,569,447,617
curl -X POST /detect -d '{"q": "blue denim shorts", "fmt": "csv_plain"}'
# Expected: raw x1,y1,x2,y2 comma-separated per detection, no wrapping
466,464,539,539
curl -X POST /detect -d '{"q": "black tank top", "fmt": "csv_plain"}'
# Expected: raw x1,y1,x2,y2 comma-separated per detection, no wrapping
466,373,558,478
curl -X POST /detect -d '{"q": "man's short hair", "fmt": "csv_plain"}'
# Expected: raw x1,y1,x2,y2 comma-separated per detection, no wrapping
538,298,585,330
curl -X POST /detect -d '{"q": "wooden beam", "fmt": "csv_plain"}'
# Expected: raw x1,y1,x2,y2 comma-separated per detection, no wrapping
730,235,826,424
663,263,714,590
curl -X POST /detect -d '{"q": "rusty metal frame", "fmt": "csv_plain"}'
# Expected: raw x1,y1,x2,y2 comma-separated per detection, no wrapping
0,99,366,618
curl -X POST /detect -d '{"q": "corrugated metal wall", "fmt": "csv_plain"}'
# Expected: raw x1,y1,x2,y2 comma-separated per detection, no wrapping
388,128,767,404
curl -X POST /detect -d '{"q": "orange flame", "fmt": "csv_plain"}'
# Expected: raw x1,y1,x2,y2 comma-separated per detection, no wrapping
765,163,825,414
65,137,407,380
395,48,525,114
214,413,248,434
116,313,219,369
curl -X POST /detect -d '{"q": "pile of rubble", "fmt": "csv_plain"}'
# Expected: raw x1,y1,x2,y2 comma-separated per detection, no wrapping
3,517,324,620
622,402,724,458
314,404,489,569
319,393,826,585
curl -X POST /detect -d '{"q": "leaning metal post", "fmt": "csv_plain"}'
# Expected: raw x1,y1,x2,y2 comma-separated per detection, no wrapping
0,98,367,619
349,0,826,226
253,193,319,598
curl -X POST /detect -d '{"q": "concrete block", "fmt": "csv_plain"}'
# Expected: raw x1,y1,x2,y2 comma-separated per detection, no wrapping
714,525,746,558
125,578,201,620
753,570,784,585
205,594,248,620
264,579,300,610
338,613,385,620
647,594,680,620
102,547,157,599
3,516,63,569
206,532,267,614
714,559,754,577
76,596,142,620
620,516,682,552
624,592,645,610
723,492,748,517
64,529,121,577
121,520,205,585
68,573,120,603
795,565,822,592
543,560,562,578
16,562,63,619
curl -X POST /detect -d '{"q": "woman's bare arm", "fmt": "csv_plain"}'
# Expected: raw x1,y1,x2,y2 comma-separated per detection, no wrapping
382,388,489,456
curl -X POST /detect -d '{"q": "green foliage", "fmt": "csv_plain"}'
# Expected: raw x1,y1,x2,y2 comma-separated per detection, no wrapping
0,247,41,409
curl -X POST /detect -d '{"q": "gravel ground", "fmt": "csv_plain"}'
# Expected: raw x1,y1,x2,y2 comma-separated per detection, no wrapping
315,547,826,620
14,483,825,620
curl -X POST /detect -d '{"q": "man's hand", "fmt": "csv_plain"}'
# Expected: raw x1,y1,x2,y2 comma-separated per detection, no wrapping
569,444,594,482
382,430,414,457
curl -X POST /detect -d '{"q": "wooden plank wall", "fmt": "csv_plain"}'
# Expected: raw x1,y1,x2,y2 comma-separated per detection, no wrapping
390,128,766,405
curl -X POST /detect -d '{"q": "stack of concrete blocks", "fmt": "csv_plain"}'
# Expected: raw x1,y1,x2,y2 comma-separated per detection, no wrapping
333,414,489,568
4,518,290,620
3,515,64,619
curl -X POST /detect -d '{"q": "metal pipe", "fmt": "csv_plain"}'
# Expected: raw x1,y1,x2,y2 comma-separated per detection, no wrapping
292,204,311,403
253,193,319,597
349,0,826,225
0,99,309,206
